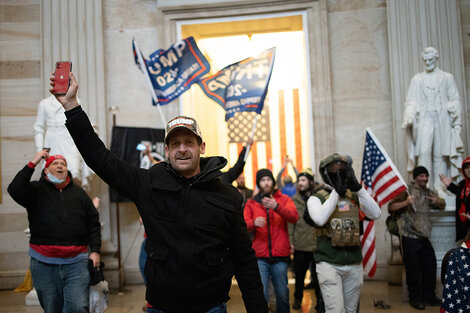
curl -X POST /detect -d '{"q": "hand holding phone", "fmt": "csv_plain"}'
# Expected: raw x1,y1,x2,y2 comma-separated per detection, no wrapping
52,61,72,95
42,147,51,159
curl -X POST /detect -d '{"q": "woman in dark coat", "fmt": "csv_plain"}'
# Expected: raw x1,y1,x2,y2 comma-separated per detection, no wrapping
440,157,470,242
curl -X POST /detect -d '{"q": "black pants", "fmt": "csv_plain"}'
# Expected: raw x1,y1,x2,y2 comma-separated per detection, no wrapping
293,250,322,303
401,236,437,302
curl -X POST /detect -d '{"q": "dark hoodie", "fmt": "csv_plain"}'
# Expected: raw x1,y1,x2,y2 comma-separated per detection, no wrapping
64,106,267,313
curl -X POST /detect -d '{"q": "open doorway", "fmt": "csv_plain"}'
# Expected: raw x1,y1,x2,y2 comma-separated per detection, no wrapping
178,13,313,189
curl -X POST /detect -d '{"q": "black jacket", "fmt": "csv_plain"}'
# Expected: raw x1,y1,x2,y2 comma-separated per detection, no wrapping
8,166,101,253
220,146,246,184
448,181,470,242
65,107,267,312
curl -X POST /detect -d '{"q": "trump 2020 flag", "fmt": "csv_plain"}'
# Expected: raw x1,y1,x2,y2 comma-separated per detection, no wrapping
133,37,210,105
197,47,275,121
360,127,407,278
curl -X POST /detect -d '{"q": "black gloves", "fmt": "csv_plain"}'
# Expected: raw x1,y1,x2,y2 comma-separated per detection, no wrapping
334,169,348,197
345,165,362,192
327,164,362,196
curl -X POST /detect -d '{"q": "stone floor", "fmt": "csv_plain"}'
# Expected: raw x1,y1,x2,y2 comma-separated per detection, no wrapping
0,280,440,313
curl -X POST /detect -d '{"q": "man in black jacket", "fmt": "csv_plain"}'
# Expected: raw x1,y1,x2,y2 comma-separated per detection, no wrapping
8,151,101,313
49,73,268,313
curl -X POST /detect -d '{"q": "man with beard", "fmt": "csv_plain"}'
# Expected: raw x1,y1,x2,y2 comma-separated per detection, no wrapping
235,173,253,209
389,166,445,310
49,73,268,313
244,169,299,313
305,153,381,313
288,169,324,312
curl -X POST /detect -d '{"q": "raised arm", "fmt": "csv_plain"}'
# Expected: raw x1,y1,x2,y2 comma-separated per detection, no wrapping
221,146,247,184
307,191,339,226
439,174,460,196
292,165,299,178
49,73,147,202
276,157,289,190
7,150,49,208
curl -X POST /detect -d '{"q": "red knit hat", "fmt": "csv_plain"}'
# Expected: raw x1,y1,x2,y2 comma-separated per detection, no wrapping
45,155,67,168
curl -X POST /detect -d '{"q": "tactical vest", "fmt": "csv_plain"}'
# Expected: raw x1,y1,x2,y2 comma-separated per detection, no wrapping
315,190,361,247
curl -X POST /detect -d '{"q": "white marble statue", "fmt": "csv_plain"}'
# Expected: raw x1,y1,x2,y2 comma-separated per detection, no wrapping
33,95,93,187
402,47,463,195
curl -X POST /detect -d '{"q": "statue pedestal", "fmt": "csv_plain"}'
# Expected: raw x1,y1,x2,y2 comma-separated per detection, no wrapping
429,209,457,298
399,209,456,302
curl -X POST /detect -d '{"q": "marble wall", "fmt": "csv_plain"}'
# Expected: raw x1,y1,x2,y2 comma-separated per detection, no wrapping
0,0,468,289
326,0,393,280
0,0,42,289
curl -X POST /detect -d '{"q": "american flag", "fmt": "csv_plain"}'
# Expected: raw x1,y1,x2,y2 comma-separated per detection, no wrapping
440,246,470,313
226,88,307,188
360,127,407,278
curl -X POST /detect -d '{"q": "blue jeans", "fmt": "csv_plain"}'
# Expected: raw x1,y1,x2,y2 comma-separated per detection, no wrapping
30,257,89,313
257,259,290,313
147,302,227,313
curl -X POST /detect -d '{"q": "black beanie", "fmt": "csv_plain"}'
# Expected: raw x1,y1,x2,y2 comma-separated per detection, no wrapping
413,166,429,179
298,172,314,182
256,169,275,188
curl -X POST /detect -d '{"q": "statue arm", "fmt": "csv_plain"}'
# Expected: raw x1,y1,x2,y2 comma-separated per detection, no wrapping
446,74,461,128
402,76,419,129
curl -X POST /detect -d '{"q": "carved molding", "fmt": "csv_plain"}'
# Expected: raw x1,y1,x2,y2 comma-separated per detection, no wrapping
156,0,334,170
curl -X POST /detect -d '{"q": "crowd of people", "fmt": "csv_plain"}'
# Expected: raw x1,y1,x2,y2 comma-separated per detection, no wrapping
6,46,470,313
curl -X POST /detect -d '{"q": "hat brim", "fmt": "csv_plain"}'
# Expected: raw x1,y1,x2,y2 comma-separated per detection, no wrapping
164,127,202,144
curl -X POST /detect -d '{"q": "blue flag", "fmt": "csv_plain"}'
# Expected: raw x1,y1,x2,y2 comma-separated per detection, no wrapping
197,47,276,120
133,37,210,105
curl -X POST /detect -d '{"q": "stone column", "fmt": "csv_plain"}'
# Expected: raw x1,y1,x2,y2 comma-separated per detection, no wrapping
41,0,118,287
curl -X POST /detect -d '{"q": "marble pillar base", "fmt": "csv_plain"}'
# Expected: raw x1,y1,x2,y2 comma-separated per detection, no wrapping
429,209,457,299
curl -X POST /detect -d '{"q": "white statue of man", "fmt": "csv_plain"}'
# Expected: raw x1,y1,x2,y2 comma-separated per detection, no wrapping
402,47,463,195
33,95,93,187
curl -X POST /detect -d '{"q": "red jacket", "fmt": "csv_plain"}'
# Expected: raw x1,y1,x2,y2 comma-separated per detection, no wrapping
244,190,299,258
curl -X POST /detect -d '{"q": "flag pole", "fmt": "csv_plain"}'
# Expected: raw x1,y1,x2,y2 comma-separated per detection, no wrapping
133,39,167,127
244,114,259,162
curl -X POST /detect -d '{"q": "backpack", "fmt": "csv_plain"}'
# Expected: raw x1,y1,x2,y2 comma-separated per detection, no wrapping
385,212,399,236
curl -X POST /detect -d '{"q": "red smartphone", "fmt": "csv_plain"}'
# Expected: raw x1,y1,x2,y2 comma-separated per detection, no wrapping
52,61,72,94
